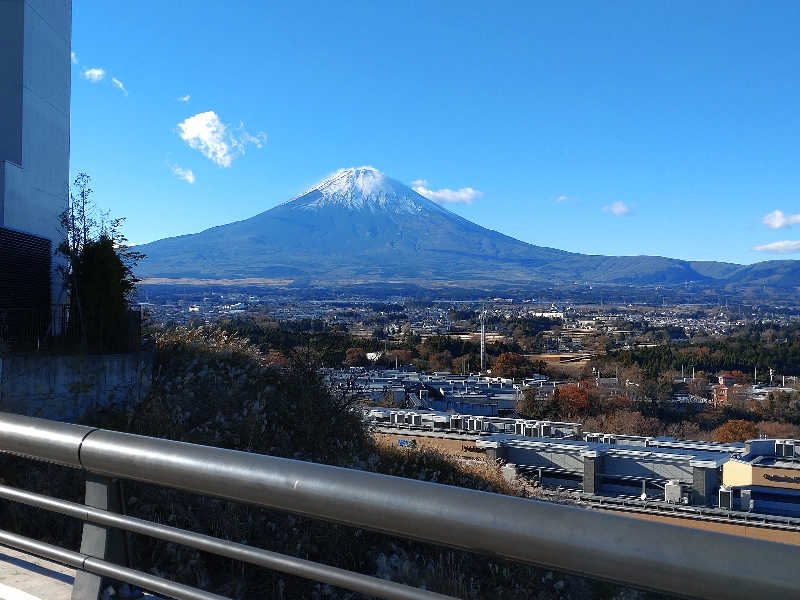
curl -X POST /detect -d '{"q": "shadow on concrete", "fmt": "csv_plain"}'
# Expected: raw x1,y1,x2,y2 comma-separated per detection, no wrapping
0,551,74,585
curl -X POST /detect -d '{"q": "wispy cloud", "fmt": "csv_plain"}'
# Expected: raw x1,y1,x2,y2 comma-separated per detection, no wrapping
111,77,128,96
762,210,800,230
171,164,195,184
71,52,78,64
177,111,266,167
236,125,267,147
411,179,483,204
177,94,191,102
753,240,800,254
556,194,569,204
82,68,106,82
603,201,631,216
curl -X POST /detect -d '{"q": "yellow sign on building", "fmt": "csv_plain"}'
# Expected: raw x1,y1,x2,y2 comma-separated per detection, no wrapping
723,459,800,491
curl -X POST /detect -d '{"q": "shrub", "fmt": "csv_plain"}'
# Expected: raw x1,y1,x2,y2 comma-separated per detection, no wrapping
712,419,759,443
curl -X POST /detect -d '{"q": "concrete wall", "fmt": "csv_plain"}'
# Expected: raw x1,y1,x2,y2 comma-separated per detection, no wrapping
603,453,693,482
599,508,800,547
505,446,584,472
723,459,753,488
0,0,71,301
0,351,153,422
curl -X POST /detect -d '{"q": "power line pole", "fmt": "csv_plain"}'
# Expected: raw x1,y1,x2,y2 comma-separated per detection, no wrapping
480,309,486,373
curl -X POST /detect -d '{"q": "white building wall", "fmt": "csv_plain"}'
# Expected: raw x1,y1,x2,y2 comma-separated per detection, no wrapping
0,0,71,302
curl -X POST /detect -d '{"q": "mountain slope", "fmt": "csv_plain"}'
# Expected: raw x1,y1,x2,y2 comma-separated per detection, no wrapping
137,167,800,289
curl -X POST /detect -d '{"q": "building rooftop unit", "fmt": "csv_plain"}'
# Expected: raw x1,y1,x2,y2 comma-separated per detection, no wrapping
647,438,745,454
580,433,746,455
751,456,800,470
362,406,580,435
478,433,735,465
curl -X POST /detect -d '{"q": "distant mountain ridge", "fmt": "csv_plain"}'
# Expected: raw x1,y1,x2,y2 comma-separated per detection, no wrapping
137,167,800,290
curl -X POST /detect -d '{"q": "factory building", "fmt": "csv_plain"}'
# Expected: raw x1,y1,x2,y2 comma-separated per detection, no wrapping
327,368,527,415
721,439,800,517
477,434,734,504
367,407,800,541
366,406,744,508
0,0,72,341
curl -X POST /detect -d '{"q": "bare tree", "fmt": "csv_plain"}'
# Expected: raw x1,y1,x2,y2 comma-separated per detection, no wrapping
57,172,96,343
56,172,144,348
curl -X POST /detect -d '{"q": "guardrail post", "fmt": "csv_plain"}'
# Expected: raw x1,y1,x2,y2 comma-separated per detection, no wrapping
71,475,129,600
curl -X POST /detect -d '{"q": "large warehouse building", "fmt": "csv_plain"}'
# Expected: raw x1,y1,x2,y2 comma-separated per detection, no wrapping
0,0,72,342
368,407,800,544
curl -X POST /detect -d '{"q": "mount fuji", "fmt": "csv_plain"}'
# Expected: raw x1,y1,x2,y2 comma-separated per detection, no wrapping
137,167,800,291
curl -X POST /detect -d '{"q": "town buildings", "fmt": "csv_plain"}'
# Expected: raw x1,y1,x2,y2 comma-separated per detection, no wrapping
326,368,532,416
711,371,798,408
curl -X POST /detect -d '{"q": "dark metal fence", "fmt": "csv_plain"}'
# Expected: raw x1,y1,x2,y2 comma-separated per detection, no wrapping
0,412,795,600
0,304,141,352
0,305,67,349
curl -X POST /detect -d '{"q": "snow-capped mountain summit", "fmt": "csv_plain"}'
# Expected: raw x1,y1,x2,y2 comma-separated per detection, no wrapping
282,166,445,215
138,165,565,283
136,167,800,290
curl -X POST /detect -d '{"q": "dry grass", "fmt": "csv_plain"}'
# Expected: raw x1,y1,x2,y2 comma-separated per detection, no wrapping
370,437,528,497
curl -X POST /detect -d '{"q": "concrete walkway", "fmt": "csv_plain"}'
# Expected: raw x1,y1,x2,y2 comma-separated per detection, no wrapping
0,546,74,600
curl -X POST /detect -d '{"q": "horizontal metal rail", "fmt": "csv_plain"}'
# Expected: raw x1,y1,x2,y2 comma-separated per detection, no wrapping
0,529,228,600
0,412,797,599
0,483,453,600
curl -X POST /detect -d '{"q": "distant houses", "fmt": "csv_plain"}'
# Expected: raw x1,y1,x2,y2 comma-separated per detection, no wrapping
711,370,797,408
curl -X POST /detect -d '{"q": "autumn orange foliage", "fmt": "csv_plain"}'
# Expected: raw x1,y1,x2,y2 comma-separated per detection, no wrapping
712,419,759,443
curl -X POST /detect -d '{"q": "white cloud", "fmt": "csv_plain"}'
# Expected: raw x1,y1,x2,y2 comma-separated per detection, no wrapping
111,77,128,96
603,201,631,216
171,164,195,184
177,111,266,167
71,52,78,64
178,94,191,102
753,240,800,254
178,112,231,166
556,194,568,203
762,210,800,230
236,123,266,149
411,180,482,204
82,68,106,82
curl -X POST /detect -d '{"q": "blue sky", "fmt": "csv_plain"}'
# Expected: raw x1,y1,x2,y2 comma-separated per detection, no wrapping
70,1,800,263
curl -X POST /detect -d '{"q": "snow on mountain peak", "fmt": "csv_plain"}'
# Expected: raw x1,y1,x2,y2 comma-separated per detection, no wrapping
316,166,388,195
284,166,445,215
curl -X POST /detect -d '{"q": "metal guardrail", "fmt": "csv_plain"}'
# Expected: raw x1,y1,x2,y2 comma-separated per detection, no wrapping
0,412,795,600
